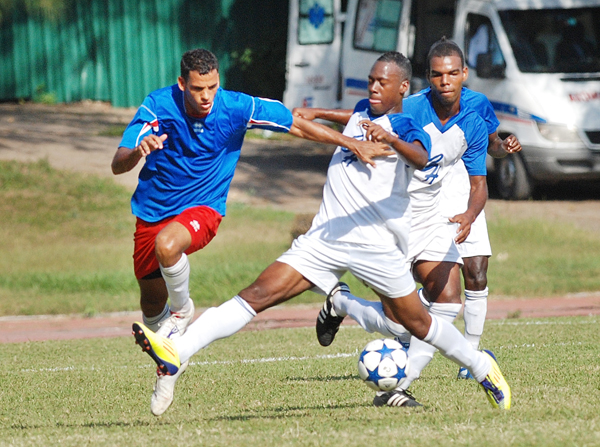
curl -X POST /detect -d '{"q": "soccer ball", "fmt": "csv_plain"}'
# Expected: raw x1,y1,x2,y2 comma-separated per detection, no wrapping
357,338,410,391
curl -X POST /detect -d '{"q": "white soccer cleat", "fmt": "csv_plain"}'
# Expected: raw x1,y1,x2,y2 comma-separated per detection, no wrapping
150,299,195,416
156,299,195,340
151,360,189,416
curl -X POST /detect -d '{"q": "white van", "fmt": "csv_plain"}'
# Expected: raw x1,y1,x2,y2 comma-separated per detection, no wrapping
284,0,600,199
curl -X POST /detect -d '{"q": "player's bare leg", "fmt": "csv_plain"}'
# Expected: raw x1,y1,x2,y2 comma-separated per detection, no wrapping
398,261,464,387
174,261,313,363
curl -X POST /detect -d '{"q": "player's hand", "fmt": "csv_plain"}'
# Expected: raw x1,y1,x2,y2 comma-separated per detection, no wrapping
448,213,474,244
350,139,395,166
502,134,521,154
360,120,394,145
292,107,317,121
136,134,168,157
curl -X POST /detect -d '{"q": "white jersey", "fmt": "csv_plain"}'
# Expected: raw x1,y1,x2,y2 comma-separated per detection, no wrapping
305,109,431,255
439,88,499,220
403,90,489,227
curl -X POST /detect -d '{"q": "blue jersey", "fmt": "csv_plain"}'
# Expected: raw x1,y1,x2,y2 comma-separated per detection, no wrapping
402,88,488,219
403,88,488,178
461,87,499,136
120,85,293,222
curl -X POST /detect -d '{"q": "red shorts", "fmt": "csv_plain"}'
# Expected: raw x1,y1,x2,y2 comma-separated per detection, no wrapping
133,206,222,279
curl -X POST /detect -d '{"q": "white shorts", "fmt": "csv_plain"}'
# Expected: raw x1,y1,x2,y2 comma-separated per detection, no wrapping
408,217,462,266
455,210,492,258
277,234,416,298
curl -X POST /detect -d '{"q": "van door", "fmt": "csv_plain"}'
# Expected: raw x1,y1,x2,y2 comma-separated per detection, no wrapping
283,0,342,110
340,0,408,109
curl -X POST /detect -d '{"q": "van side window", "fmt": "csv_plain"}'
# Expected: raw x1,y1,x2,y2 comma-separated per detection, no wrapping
353,0,403,52
465,14,505,71
298,0,336,44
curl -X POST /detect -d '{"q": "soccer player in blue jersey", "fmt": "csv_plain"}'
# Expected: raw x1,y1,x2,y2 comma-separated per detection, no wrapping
438,88,521,379
131,51,511,413
111,48,391,416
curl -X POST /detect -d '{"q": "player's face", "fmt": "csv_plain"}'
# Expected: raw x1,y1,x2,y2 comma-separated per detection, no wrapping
367,61,409,116
427,55,468,108
178,69,220,118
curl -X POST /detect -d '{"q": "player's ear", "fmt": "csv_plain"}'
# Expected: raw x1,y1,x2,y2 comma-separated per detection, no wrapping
462,66,469,83
177,76,186,91
400,79,410,95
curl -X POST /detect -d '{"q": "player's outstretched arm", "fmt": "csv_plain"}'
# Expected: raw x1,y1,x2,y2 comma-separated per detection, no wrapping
289,116,394,167
360,120,428,170
292,107,353,126
487,132,522,159
111,134,168,175
449,175,488,244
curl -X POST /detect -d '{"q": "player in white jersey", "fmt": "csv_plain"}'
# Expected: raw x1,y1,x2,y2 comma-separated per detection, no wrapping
437,89,521,379
131,52,511,412
300,39,512,407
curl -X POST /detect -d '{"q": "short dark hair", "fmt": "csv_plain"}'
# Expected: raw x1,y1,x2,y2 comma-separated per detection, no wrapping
180,49,219,80
376,51,412,80
426,37,465,69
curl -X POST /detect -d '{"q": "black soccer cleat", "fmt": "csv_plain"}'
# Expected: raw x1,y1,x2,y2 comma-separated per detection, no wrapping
373,389,422,408
316,282,350,347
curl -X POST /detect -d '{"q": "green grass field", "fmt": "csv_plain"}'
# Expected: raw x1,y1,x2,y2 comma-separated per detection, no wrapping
2,316,599,446
2,159,600,316
2,160,600,445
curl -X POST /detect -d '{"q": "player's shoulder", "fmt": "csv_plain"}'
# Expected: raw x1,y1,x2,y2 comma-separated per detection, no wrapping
403,88,430,108
140,85,181,117
458,103,488,144
353,98,370,114
402,89,432,122
461,87,494,112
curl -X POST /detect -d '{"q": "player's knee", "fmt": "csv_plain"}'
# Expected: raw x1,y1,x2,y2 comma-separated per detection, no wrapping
465,272,487,291
154,233,182,265
435,286,462,305
403,317,430,340
239,282,280,313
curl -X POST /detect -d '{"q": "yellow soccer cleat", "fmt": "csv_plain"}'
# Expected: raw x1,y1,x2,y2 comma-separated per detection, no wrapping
478,350,511,410
132,322,181,376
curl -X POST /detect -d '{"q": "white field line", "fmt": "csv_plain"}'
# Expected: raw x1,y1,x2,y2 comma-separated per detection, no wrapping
14,318,597,374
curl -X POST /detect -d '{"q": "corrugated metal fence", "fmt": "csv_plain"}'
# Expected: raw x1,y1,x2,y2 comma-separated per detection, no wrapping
0,0,288,107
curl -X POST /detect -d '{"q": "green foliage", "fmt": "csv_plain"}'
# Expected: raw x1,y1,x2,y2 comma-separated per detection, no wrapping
1,316,599,445
0,0,71,23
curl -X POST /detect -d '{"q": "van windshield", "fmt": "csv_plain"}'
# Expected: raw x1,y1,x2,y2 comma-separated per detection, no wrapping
498,7,600,74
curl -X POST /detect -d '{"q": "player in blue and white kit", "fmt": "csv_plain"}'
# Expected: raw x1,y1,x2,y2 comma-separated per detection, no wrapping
131,52,511,412
112,49,391,416
438,88,521,379
314,40,497,406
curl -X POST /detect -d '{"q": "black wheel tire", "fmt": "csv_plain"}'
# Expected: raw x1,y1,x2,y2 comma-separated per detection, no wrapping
494,154,533,200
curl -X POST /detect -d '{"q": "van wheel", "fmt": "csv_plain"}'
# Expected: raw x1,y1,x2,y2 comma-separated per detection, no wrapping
494,154,533,200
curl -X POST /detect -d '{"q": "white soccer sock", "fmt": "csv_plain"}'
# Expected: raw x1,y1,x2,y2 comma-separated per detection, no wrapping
175,295,256,364
422,314,490,382
463,288,488,350
401,302,462,389
142,303,170,332
333,289,395,337
160,253,191,313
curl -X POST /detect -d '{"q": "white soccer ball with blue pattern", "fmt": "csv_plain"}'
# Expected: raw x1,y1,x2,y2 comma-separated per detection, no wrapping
357,338,410,391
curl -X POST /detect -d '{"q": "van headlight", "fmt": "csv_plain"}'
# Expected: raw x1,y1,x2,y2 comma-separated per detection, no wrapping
536,122,582,143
